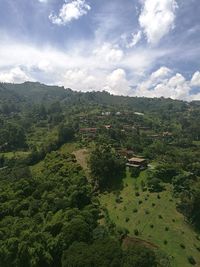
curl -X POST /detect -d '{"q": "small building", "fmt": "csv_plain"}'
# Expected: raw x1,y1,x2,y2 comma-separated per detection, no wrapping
117,149,135,158
162,131,173,137
104,125,112,130
126,157,147,170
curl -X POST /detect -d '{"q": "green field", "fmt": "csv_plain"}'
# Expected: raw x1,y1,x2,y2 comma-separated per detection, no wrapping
0,151,30,159
100,171,200,267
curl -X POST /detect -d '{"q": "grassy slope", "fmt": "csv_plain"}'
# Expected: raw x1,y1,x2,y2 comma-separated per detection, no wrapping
100,171,200,267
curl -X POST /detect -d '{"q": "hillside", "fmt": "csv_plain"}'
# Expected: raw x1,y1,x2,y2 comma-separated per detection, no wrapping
0,82,200,267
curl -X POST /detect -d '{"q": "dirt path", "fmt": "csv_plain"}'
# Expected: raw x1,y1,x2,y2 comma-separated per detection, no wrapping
73,149,90,175
122,236,159,250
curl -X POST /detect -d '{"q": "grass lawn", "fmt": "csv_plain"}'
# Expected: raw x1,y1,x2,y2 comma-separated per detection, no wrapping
0,151,30,159
100,170,200,267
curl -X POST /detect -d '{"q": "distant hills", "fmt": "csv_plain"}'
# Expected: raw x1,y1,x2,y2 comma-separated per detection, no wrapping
0,81,199,113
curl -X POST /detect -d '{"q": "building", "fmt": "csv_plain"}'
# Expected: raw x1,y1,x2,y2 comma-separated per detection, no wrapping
126,157,147,170
117,149,135,158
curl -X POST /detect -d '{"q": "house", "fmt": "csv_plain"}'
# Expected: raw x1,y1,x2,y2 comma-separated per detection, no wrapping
117,149,135,158
162,131,173,137
126,157,147,170
104,125,112,130
134,112,144,116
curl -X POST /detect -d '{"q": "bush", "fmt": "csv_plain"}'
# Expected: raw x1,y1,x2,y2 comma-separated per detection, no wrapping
133,208,138,213
164,240,168,245
165,227,169,231
180,243,185,249
138,200,143,205
150,224,154,228
152,203,156,207
145,210,150,215
158,215,163,219
125,217,130,222
188,256,196,265
135,192,140,197
134,229,139,236
157,194,161,199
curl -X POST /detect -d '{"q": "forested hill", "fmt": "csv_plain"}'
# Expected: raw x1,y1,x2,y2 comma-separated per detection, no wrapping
0,81,200,267
0,81,195,113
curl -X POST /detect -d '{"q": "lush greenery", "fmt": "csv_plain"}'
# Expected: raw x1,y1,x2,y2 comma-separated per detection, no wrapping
0,82,200,266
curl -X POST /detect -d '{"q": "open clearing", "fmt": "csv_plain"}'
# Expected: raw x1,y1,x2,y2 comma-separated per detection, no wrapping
100,171,200,267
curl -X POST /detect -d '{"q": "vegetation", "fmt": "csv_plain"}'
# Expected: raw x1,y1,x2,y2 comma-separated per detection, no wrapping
0,82,200,266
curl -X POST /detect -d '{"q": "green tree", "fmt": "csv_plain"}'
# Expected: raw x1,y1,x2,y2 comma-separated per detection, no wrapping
89,145,126,189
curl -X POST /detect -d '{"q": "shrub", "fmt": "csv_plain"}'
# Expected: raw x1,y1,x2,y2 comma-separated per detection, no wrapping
196,246,200,252
196,235,200,241
164,240,168,245
145,197,148,201
157,194,161,199
158,215,163,219
165,227,169,231
138,200,143,205
134,229,139,236
152,203,156,207
145,210,150,215
150,224,154,228
180,243,185,249
133,208,138,213
125,217,130,222
135,192,140,197
188,256,196,265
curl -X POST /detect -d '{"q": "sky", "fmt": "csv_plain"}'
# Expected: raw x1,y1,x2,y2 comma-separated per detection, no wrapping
0,0,200,101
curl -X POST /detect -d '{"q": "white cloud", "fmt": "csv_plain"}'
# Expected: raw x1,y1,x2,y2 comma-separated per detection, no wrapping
38,0,48,3
126,31,142,48
0,38,199,100
49,0,91,25
0,67,33,83
104,68,131,96
191,71,200,87
93,43,124,63
134,68,193,100
151,66,172,80
139,0,178,44
62,68,96,91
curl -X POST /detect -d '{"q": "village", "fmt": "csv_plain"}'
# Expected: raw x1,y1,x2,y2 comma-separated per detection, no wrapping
77,110,174,172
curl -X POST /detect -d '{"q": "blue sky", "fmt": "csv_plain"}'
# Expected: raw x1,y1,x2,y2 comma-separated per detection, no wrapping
0,0,200,100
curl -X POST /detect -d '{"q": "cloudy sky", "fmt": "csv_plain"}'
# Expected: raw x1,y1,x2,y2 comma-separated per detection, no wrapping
0,0,200,100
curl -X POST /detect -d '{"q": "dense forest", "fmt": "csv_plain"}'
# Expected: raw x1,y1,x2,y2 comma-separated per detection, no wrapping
0,82,200,267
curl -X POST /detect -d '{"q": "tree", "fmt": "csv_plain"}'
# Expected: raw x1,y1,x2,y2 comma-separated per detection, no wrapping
62,238,122,267
122,245,157,267
89,145,126,189
58,124,74,145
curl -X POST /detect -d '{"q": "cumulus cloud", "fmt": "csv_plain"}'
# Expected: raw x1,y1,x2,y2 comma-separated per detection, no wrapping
49,0,91,25
139,0,178,44
150,66,172,80
93,43,124,63
134,67,193,100
191,71,200,87
0,67,33,83
104,68,131,96
0,39,199,100
62,68,96,91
